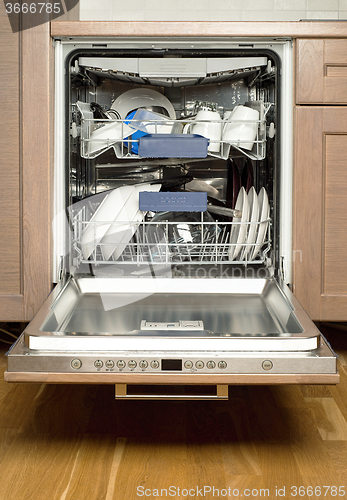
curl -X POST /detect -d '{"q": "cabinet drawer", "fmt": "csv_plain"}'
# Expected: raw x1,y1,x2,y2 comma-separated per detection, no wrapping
296,39,347,104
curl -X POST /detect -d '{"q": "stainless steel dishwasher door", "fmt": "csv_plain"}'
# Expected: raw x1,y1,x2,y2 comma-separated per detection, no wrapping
5,276,339,385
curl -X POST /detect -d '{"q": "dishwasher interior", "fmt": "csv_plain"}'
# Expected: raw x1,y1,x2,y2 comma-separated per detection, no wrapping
68,47,278,278
5,38,339,392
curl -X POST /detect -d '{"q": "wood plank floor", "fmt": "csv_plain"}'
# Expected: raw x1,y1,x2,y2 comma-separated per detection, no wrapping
0,324,347,500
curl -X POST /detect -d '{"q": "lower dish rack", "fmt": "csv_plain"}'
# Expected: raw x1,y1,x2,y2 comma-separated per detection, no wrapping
72,208,272,268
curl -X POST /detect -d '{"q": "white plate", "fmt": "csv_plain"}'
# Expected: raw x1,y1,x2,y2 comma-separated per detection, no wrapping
251,187,270,261
229,187,250,261
81,185,134,260
108,210,144,262
111,88,176,120
241,186,259,261
101,183,161,261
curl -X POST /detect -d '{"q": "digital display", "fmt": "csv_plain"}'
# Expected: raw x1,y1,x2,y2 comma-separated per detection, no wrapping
161,359,182,371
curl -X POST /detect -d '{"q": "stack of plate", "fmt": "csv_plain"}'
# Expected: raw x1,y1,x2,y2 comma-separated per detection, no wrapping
228,186,270,262
81,183,161,261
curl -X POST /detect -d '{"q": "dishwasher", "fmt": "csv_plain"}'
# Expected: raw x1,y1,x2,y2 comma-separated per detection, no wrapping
5,36,339,399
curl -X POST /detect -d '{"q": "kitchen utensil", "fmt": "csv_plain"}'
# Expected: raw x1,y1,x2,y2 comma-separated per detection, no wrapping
207,205,242,219
185,179,221,199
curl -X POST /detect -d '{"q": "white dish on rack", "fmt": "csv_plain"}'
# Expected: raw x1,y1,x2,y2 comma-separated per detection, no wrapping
101,183,162,261
223,105,259,151
241,186,259,262
251,187,270,261
229,187,249,261
111,88,176,120
88,120,133,157
109,210,144,262
81,185,134,260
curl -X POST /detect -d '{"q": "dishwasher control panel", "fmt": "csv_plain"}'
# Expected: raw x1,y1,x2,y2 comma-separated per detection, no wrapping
70,357,229,373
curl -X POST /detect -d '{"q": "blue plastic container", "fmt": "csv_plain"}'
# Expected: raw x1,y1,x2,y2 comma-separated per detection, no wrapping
139,191,207,212
138,134,208,158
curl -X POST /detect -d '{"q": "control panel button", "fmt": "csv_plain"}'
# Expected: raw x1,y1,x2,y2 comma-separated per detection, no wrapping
262,360,273,371
71,358,82,370
150,360,159,369
207,360,216,369
218,361,227,369
139,360,148,369
94,360,103,369
184,360,193,369
128,360,137,369
105,360,115,369
195,360,204,369
116,360,126,369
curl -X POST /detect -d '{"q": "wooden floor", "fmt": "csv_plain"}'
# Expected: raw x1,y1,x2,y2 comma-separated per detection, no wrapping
0,324,347,500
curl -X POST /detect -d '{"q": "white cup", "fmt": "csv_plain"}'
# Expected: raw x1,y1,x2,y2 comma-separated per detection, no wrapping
223,105,260,151
183,109,222,153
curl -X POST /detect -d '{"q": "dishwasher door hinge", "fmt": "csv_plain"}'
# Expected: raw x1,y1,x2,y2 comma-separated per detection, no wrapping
279,255,286,282
57,255,68,282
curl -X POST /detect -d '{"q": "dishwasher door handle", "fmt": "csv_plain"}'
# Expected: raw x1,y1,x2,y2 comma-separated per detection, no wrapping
115,384,229,400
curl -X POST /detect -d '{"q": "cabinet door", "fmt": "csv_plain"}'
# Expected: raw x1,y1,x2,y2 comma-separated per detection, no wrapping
294,106,347,321
0,4,22,319
297,39,347,104
0,6,52,321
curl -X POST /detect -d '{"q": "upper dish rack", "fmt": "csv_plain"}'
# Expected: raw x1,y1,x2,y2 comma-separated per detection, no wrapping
71,207,271,269
75,101,272,162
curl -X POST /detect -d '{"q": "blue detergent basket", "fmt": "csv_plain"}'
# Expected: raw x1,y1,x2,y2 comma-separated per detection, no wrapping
124,110,148,154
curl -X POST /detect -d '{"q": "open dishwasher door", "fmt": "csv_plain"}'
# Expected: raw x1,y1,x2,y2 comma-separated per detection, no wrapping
5,276,338,386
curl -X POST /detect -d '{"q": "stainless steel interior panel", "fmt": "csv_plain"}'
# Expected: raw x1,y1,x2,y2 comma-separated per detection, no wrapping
21,277,321,352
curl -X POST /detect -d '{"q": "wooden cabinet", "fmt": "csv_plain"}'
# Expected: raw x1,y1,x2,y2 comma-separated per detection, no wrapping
0,7,77,322
295,38,347,320
0,5,24,320
293,107,347,321
296,39,347,104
